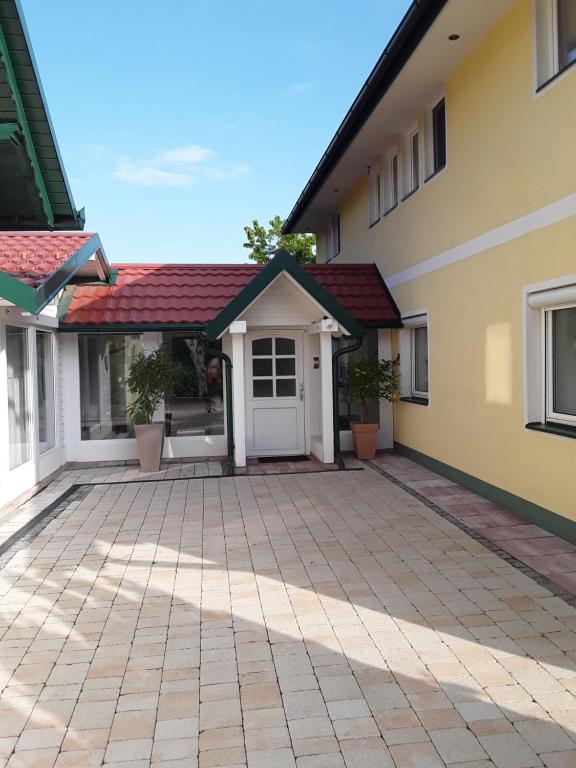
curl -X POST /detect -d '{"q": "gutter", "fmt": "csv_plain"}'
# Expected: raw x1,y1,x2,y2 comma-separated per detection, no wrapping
332,336,364,470
282,0,449,234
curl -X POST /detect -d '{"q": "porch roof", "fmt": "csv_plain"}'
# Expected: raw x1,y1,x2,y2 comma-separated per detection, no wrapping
0,231,112,313
60,256,401,332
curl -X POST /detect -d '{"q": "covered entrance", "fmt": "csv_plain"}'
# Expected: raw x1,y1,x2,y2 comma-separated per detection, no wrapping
245,331,305,456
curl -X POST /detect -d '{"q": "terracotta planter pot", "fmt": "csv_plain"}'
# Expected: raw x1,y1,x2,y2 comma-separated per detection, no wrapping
351,422,379,460
134,423,165,472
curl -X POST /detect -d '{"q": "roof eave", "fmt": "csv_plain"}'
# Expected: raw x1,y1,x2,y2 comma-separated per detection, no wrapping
282,0,449,234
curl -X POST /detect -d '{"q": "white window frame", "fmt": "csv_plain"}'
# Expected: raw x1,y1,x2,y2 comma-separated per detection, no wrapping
411,326,429,399
545,304,576,426
403,126,420,198
368,163,381,226
326,214,341,262
524,276,576,432
423,89,446,180
399,312,430,405
384,149,399,214
534,0,576,89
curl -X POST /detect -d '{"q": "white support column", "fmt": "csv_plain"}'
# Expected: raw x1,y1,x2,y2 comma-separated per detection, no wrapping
319,331,334,464
229,322,247,468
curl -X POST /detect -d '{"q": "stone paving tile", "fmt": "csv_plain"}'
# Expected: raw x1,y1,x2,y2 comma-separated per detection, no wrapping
1,467,576,766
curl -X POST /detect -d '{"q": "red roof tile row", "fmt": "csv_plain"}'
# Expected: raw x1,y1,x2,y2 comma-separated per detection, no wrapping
63,263,400,327
0,232,94,288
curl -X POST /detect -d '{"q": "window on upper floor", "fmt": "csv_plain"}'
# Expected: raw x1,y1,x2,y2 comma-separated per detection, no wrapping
384,152,399,214
368,165,381,226
432,99,446,174
535,0,576,88
407,129,420,196
326,214,341,261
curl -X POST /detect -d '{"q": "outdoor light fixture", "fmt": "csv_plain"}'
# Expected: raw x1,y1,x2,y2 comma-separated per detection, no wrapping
449,34,460,41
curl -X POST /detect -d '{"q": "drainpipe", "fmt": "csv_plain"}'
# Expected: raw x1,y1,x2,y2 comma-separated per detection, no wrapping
332,336,364,470
201,338,234,476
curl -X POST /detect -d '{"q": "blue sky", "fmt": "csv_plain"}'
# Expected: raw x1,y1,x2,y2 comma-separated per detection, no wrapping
23,0,411,263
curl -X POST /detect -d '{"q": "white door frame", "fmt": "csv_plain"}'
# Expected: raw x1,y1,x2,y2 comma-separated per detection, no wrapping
245,330,306,457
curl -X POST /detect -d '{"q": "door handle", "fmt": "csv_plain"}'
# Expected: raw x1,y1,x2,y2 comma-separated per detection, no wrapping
299,383,305,401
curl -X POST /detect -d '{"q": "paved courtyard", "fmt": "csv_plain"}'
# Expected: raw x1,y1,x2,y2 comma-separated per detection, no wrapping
1,467,576,767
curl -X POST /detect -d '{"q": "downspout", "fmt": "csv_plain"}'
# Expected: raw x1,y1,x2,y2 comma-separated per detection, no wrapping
332,336,364,470
201,338,234,476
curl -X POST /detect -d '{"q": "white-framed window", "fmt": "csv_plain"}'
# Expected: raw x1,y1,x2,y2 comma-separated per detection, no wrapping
406,129,420,196
424,96,447,179
36,330,56,453
535,0,576,88
399,313,429,404
524,278,576,433
326,214,341,261
384,151,399,213
368,164,381,226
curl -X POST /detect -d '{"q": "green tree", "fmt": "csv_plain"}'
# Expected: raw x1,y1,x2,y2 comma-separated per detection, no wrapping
243,215,316,264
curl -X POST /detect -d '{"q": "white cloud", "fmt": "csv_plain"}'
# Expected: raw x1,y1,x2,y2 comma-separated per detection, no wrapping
206,162,252,181
113,162,193,187
286,81,313,94
157,145,214,165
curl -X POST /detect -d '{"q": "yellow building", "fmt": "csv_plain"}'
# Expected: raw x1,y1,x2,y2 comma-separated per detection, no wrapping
285,0,576,537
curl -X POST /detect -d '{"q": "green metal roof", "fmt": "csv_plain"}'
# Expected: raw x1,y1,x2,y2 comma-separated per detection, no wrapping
0,0,84,230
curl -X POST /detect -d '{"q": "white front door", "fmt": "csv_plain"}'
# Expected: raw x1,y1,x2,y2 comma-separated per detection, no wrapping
245,332,305,456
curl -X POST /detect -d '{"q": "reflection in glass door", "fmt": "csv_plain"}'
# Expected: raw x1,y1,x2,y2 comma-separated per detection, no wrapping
36,331,55,453
6,326,30,469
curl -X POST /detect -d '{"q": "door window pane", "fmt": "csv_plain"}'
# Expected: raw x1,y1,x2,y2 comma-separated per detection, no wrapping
253,358,273,377
558,0,576,69
79,334,141,440
6,326,30,469
275,338,295,356
253,338,272,356
276,379,296,397
552,308,576,417
253,379,273,398
413,327,429,395
36,331,55,453
334,331,379,429
276,358,295,376
163,334,225,436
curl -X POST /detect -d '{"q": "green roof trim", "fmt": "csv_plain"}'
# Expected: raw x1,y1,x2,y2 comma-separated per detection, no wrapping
0,0,84,230
205,250,366,341
0,233,111,314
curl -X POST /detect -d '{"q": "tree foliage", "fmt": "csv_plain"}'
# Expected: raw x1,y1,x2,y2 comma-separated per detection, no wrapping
346,355,400,423
243,215,316,264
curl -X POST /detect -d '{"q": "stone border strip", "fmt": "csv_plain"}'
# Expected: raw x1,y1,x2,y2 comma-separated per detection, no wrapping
365,459,576,609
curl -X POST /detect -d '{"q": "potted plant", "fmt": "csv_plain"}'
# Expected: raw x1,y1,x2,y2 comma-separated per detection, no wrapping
347,355,399,460
127,344,175,472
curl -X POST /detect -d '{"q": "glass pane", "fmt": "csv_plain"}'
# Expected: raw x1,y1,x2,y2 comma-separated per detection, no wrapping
411,132,419,189
6,326,30,469
252,338,272,356
79,334,141,440
253,379,273,398
276,379,296,397
36,331,55,453
553,308,576,417
558,0,576,69
275,337,295,356
413,327,429,394
433,99,446,172
253,358,273,377
162,334,224,436
333,330,379,430
276,358,295,376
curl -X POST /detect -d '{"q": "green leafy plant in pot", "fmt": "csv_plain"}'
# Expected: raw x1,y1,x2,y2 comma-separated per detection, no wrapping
346,355,400,460
127,344,175,472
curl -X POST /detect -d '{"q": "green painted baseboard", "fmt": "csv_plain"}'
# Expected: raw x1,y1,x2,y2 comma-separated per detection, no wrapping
394,442,576,544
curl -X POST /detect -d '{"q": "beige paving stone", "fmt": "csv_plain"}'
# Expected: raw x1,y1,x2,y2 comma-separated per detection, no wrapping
200,699,242,730
390,741,445,768
110,709,156,740
541,751,576,768
104,737,153,762
69,701,116,731
247,748,296,768
241,682,282,710
245,726,291,751
478,734,541,768
53,750,105,767
6,748,59,767
152,737,198,762
296,755,345,768
430,728,488,764
199,726,244,751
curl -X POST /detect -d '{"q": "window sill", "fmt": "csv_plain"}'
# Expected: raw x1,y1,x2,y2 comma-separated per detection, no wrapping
526,421,576,440
400,396,429,407
383,204,398,218
424,165,446,184
536,58,576,93
401,186,419,203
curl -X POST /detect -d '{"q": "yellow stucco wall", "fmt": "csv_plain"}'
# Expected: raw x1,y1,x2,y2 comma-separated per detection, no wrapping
328,0,576,521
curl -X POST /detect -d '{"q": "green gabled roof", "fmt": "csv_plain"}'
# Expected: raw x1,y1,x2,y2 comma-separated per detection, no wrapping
205,250,366,341
0,0,84,230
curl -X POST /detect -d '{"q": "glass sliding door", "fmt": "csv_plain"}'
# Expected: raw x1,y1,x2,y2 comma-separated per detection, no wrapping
36,331,55,452
6,326,30,469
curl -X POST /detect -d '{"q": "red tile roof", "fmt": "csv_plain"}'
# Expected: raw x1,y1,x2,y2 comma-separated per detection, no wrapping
0,232,94,288
62,262,400,327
